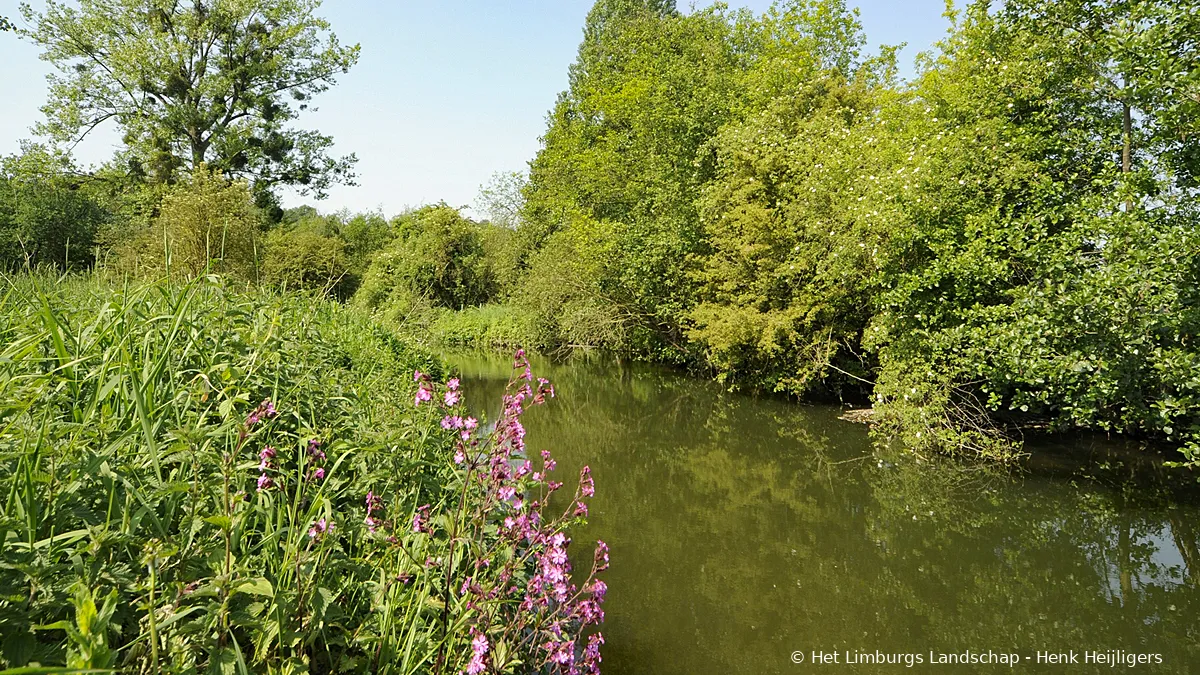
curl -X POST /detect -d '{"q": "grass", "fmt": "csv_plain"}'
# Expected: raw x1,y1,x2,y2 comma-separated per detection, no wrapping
0,273,605,675
0,272,452,673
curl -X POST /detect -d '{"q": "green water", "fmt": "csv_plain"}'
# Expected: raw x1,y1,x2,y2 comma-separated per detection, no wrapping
449,352,1200,674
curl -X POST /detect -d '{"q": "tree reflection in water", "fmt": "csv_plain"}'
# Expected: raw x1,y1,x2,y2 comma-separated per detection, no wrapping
451,352,1200,675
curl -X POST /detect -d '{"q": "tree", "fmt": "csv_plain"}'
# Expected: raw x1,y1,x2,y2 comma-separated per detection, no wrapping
19,0,359,200
0,143,108,270
0,16,14,31
474,171,526,230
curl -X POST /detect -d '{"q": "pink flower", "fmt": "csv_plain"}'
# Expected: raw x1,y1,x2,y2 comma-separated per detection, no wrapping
256,473,273,491
444,390,460,406
413,370,423,382
464,417,478,430
308,518,332,539
310,467,326,482
411,504,431,533
414,387,432,406
466,629,489,674
448,377,460,391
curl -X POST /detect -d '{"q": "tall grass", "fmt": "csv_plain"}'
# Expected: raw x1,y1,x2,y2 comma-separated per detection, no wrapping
0,274,605,674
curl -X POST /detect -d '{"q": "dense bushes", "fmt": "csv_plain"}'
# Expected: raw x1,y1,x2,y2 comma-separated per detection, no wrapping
0,144,109,270
0,275,606,672
500,0,1200,460
108,167,263,281
262,227,353,298
354,205,498,319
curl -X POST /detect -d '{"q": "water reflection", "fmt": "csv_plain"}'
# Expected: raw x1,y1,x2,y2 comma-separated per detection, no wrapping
449,352,1200,674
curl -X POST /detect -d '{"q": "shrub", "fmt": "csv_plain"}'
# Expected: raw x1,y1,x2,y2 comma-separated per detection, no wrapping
354,205,494,315
262,227,352,298
0,144,108,270
109,167,261,280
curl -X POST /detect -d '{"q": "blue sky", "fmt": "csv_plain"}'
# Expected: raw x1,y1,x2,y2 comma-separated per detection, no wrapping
0,1,955,216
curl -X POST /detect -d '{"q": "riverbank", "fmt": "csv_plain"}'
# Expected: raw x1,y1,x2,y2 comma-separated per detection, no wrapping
449,349,1200,675
0,274,604,672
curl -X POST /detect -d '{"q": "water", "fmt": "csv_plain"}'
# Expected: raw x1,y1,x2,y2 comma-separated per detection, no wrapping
449,352,1200,674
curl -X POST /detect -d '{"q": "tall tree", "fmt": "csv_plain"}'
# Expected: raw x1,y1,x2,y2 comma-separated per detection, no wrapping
19,0,359,200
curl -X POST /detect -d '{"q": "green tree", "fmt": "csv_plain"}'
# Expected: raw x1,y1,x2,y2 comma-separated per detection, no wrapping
0,143,108,270
19,0,359,201
354,205,494,317
862,0,1200,459
521,0,739,356
689,0,890,398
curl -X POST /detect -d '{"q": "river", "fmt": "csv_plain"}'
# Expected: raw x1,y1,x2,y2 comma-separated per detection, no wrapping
449,351,1200,674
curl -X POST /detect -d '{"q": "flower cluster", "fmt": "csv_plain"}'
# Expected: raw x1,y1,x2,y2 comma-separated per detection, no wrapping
388,350,607,675
307,438,326,483
245,398,278,427
256,446,276,491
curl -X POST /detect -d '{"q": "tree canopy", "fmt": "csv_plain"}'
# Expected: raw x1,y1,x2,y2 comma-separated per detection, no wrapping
19,0,359,200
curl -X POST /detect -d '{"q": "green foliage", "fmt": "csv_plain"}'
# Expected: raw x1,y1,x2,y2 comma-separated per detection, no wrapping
0,274,448,670
0,144,108,271
520,0,740,357
507,0,1200,460
0,273,602,673
109,167,262,280
261,227,351,298
354,205,495,318
19,0,360,198
427,304,539,350
689,1,887,398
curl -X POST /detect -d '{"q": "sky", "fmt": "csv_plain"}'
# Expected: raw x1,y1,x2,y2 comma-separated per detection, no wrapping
0,1,955,217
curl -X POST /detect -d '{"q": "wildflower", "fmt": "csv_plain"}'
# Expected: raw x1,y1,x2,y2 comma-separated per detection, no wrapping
594,540,610,571
448,377,460,391
258,446,276,470
583,633,605,674
464,417,478,430
579,465,595,497
454,448,466,464
414,386,432,406
309,467,326,482
411,504,431,533
366,491,384,513
308,518,332,539
245,398,277,427
444,390,460,406
574,501,589,517
413,370,424,382
466,629,489,675
256,473,273,491
307,439,325,460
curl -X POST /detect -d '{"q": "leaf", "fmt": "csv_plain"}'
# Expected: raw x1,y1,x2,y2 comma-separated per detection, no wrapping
233,577,274,598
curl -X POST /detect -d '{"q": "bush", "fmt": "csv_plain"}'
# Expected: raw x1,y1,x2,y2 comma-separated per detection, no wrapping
354,204,494,316
262,227,353,299
109,167,261,280
0,144,108,270
428,303,540,350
